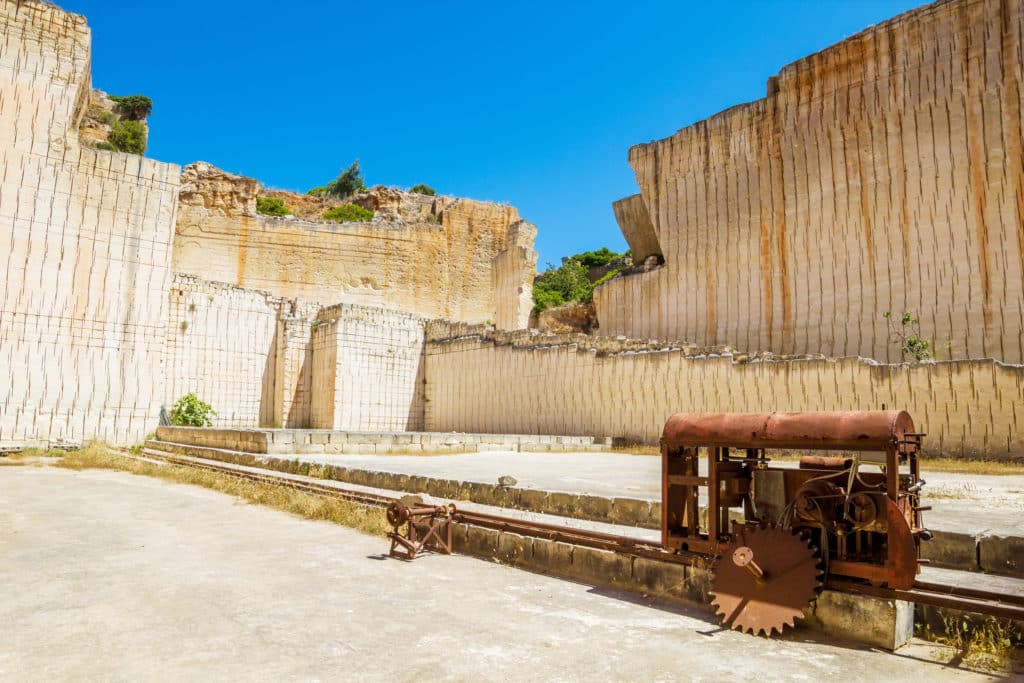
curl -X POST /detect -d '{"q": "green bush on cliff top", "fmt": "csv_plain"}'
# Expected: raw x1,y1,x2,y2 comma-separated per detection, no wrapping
256,196,290,217
106,120,147,155
323,203,374,223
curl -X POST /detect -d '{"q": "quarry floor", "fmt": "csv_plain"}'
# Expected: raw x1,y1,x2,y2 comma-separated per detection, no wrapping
0,465,1002,682
263,450,1024,537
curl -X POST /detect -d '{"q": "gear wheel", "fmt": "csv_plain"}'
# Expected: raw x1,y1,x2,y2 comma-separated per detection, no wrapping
710,524,822,636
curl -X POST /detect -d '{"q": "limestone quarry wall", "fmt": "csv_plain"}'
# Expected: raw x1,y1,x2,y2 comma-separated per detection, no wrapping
162,275,425,433
423,323,1024,459
173,164,535,327
597,0,1024,364
0,1,180,445
310,304,425,432
492,220,539,330
162,275,281,428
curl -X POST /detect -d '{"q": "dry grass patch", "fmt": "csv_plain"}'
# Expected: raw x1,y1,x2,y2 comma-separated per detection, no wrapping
922,483,982,500
610,445,659,456
56,444,390,537
917,458,1024,476
0,447,68,466
921,615,1023,673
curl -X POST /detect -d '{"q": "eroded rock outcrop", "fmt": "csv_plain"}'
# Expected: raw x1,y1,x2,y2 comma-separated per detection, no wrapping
179,161,259,217
537,301,598,334
173,162,537,326
76,88,150,150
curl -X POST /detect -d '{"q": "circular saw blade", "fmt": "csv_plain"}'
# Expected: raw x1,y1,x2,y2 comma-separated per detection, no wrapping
710,524,822,636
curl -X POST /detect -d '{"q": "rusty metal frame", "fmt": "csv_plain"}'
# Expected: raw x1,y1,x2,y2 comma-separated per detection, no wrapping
660,411,928,589
387,501,455,560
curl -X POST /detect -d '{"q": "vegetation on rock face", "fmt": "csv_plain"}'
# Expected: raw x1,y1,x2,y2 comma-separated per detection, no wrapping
574,247,619,268
105,119,147,154
170,392,217,427
309,161,367,198
593,268,621,288
109,94,153,120
883,310,932,361
532,259,593,315
410,183,436,196
323,203,374,223
256,196,290,217
531,249,626,315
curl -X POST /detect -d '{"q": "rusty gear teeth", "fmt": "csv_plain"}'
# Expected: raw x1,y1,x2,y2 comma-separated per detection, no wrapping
710,524,822,636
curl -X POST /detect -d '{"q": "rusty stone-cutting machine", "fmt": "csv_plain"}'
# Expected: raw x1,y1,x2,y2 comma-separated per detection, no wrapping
661,410,930,635
378,408,1024,636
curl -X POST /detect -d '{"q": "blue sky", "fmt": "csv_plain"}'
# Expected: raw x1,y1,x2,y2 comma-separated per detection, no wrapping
62,0,924,267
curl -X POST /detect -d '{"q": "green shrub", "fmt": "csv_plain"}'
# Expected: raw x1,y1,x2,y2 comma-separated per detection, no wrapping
106,120,147,154
593,268,621,287
110,94,153,120
94,141,116,151
256,196,290,217
410,183,436,196
532,259,592,315
322,161,366,198
323,203,374,223
306,186,327,197
531,248,629,315
574,247,621,268
170,393,217,427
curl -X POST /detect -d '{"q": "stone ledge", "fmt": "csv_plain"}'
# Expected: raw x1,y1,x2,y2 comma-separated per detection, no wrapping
154,427,611,455
453,523,913,651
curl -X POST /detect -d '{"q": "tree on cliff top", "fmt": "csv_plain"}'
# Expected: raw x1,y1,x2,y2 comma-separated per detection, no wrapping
109,94,153,120
310,161,366,198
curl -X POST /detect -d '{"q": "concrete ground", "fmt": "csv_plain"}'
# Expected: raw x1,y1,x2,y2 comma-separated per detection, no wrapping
263,450,1024,538
0,465,1004,682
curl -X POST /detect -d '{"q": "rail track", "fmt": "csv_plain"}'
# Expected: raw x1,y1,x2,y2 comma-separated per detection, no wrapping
124,447,1024,623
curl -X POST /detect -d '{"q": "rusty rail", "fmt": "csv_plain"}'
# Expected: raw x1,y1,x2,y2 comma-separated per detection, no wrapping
129,447,1024,623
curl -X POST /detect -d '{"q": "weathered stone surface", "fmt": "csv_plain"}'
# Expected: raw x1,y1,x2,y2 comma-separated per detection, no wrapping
496,532,533,566
492,220,538,330
611,194,660,263
597,0,1024,364
809,592,914,651
631,556,688,600
525,538,574,574
173,163,536,326
610,497,652,527
978,534,1024,577
921,531,979,571
424,323,1024,458
537,301,598,334
464,525,500,557
0,1,180,446
569,546,633,588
